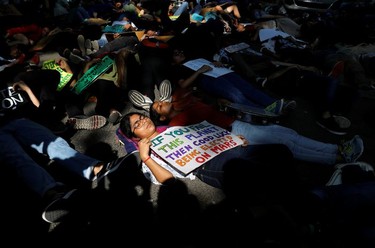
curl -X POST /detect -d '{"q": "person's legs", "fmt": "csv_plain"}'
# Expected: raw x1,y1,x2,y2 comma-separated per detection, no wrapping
199,73,276,107
222,144,298,207
90,36,138,58
195,143,297,204
199,74,260,107
230,52,258,82
5,119,99,180
0,120,58,196
173,1,189,16
75,6,91,23
223,72,276,106
231,120,338,164
194,144,268,188
224,4,241,19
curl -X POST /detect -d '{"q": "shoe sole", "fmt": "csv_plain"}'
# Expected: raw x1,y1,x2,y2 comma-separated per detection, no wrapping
42,189,77,224
69,53,85,64
333,115,351,129
352,136,364,162
85,39,92,50
128,90,153,110
77,35,86,56
158,80,172,102
284,100,297,110
91,151,140,189
91,40,99,51
69,115,107,130
281,100,297,115
327,162,374,186
316,121,347,135
108,111,122,124
264,99,284,116
340,135,364,163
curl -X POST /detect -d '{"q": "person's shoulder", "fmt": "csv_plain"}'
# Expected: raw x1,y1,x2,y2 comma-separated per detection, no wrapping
157,125,169,133
116,127,139,153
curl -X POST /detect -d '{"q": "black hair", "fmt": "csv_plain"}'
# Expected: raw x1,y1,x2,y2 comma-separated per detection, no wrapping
149,106,168,126
119,111,140,138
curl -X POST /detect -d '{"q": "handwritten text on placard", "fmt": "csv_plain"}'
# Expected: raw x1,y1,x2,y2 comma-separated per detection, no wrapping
151,121,242,176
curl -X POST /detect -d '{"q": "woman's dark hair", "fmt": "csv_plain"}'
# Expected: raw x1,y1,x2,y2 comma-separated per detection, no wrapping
115,47,135,89
149,106,167,126
120,109,168,138
119,111,140,138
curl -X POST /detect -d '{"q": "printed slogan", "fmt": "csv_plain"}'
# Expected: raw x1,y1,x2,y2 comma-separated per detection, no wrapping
151,121,243,176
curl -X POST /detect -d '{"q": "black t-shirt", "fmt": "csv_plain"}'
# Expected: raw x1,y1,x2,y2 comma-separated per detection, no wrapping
0,84,38,127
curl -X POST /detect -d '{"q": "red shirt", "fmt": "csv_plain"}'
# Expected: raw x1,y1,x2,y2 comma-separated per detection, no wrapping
169,100,235,129
7,24,44,44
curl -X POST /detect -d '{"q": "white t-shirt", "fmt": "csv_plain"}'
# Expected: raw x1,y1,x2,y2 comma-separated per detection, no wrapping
141,153,196,185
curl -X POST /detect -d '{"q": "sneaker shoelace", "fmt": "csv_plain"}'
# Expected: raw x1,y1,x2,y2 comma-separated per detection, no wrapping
340,138,360,162
265,99,283,114
341,142,353,158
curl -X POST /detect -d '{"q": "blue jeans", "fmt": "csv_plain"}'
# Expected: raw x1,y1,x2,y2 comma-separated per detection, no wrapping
199,72,276,108
91,36,138,58
194,144,295,193
230,120,338,165
0,119,100,197
173,1,189,16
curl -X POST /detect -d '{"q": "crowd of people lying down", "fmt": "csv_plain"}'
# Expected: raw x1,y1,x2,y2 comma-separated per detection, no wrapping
1,0,375,247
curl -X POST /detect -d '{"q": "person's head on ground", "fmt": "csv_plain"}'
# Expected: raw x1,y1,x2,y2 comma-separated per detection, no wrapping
171,48,187,65
120,112,158,140
150,99,173,125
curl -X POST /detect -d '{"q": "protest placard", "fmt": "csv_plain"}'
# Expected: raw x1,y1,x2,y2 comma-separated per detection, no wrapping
71,55,114,95
42,60,73,91
183,58,233,78
151,121,243,176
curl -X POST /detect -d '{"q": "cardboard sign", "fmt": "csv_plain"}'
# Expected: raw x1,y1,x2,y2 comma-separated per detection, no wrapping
72,55,114,94
183,58,233,78
42,60,73,91
151,121,243,176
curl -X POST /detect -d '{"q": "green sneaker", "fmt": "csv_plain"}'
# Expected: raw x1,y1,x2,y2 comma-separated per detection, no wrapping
340,135,364,163
264,99,284,115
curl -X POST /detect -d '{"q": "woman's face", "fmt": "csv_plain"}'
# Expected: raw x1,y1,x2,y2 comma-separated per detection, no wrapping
152,101,172,116
130,113,156,139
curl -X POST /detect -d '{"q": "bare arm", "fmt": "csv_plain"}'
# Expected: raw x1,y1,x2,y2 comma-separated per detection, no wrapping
57,58,73,74
178,64,212,88
57,59,77,88
138,137,175,184
82,58,101,73
13,81,40,107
